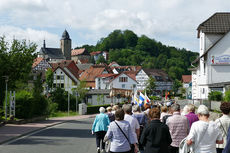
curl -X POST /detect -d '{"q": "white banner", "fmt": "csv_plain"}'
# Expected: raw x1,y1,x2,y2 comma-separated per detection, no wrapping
211,55,230,65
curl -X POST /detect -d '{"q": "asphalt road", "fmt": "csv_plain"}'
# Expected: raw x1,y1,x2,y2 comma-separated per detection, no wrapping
0,118,97,153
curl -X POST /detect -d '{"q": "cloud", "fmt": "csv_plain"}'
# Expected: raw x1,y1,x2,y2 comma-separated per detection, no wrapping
0,26,60,51
1,0,230,52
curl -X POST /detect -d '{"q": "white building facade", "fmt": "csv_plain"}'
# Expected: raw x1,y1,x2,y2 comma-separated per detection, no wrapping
192,13,230,100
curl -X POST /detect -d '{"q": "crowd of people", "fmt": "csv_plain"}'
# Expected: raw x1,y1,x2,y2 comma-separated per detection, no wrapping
91,101,230,153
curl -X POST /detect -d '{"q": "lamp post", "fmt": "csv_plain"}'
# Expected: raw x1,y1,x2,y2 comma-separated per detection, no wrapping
2,76,8,120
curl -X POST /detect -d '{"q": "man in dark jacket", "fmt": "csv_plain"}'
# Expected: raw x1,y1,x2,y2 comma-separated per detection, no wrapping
140,107,172,153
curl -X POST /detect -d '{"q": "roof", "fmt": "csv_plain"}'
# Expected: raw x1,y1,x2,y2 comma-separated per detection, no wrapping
142,68,172,81
77,58,89,64
182,75,192,83
90,51,102,56
51,60,80,79
76,63,93,70
32,57,44,68
96,73,117,78
71,48,90,56
109,61,119,67
39,47,64,59
61,30,70,40
197,12,230,38
79,64,110,82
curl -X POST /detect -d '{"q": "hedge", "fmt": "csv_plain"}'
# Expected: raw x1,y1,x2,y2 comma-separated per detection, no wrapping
87,104,111,114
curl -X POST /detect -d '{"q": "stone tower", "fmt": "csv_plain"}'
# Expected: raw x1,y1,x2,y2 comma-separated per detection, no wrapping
60,30,71,60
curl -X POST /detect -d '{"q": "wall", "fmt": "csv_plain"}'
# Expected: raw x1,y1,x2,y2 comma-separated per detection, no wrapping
110,73,137,91
136,70,149,91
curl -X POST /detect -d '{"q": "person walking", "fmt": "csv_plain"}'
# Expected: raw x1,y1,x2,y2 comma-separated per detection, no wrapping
185,104,199,128
92,107,110,153
104,109,138,153
140,107,172,153
166,104,189,153
123,104,140,153
107,106,115,122
187,105,223,153
223,126,230,153
215,102,230,153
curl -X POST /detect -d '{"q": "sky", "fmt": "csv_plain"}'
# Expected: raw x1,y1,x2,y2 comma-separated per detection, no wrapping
0,0,230,53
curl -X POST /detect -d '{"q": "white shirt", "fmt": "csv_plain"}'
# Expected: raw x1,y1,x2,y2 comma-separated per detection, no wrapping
124,114,140,143
215,114,230,149
187,120,222,153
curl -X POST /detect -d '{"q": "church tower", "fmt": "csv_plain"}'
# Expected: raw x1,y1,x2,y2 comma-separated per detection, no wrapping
60,30,71,60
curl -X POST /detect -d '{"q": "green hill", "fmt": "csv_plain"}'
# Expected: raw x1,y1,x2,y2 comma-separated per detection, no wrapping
76,29,198,80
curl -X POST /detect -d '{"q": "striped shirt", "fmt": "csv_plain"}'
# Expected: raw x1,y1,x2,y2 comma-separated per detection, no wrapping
166,112,189,147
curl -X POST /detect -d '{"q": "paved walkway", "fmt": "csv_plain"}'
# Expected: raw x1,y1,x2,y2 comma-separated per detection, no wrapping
0,114,96,144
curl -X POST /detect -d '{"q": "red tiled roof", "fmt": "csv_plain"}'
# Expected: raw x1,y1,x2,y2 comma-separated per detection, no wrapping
90,51,102,56
71,48,87,56
109,61,119,67
32,57,44,68
80,65,108,82
182,75,192,83
96,73,117,78
124,71,137,81
78,58,89,64
52,60,80,79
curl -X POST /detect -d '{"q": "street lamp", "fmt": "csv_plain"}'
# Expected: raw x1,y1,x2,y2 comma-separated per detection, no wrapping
2,76,9,120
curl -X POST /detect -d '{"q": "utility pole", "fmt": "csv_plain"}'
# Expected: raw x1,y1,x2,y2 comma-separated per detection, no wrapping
3,76,9,120
68,88,70,116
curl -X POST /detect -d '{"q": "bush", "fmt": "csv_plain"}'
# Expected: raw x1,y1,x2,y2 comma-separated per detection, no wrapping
224,90,230,102
208,91,223,101
87,104,111,114
15,90,49,119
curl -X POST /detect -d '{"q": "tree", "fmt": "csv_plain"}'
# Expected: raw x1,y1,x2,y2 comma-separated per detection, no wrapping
96,55,107,64
75,80,88,103
172,79,182,96
0,36,37,105
46,68,54,92
123,30,138,48
145,76,156,96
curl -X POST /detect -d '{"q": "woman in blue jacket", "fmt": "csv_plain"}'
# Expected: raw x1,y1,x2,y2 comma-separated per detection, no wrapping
92,107,110,153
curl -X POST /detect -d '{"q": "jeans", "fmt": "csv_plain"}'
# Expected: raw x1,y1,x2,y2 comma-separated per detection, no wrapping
95,131,107,149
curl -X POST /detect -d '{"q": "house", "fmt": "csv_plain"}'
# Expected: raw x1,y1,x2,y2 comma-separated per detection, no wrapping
71,48,90,64
51,60,80,92
182,75,192,88
31,57,51,81
95,73,118,89
182,75,192,99
191,13,230,100
136,69,173,95
38,30,71,63
108,61,120,67
90,51,109,61
111,66,141,74
79,64,112,89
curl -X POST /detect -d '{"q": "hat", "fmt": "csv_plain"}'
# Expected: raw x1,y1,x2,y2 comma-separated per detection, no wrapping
197,105,209,115
166,102,172,107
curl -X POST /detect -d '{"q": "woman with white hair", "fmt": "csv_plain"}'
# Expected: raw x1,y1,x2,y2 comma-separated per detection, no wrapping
187,105,223,153
92,107,110,153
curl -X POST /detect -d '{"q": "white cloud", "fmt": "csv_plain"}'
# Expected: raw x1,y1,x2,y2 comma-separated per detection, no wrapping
0,26,59,51
1,0,230,51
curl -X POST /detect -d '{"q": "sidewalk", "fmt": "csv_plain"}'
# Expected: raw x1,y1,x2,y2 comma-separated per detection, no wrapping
0,114,96,145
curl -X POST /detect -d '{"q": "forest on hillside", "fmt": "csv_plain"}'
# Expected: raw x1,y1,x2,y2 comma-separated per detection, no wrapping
76,30,199,80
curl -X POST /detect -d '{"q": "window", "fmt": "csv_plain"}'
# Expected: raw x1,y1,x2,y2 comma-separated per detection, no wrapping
61,83,64,88
122,84,125,88
119,77,128,82
133,84,136,88
53,84,56,88
53,75,56,79
57,75,61,80
60,75,64,80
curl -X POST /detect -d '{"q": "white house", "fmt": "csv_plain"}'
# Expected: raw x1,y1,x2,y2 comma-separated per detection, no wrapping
95,74,118,89
136,69,173,95
52,60,80,93
191,12,230,100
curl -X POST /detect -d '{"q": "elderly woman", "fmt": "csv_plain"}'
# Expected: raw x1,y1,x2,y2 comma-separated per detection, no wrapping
140,107,172,153
215,102,230,153
104,109,138,153
187,105,223,153
92,107,110,153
